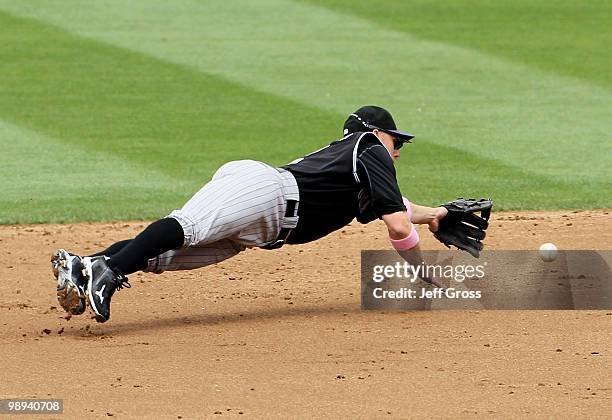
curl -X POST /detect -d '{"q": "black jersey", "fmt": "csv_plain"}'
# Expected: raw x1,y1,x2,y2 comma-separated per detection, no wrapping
282,132,406,244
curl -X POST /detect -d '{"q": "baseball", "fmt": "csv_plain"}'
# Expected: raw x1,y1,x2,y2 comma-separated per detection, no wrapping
539,242,558,262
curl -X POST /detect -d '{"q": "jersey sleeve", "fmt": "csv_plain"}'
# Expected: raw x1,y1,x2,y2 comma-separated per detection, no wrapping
356,143,406,217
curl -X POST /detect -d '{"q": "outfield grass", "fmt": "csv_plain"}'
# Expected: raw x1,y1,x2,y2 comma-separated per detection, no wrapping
302,0,612,89
0,1,610,224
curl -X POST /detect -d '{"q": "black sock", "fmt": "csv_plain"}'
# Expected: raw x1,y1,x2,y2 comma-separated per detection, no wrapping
107,218,184,275
89,239,132,258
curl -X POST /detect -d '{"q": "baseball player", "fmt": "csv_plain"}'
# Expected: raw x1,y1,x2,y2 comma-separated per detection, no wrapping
52,105,490,323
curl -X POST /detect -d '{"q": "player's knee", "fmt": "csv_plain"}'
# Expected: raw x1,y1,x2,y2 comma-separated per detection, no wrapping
166,211,196,246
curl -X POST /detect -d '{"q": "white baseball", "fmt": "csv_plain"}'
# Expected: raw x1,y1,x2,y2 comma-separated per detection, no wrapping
539,243,558,262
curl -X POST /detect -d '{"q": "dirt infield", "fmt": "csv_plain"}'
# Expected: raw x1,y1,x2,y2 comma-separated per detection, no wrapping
1,210,611,418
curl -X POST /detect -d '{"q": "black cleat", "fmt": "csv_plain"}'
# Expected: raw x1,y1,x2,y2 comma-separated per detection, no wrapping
83,257,130,323
52,249,87,315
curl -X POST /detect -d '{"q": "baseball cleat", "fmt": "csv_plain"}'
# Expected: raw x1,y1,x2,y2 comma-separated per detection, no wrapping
83,257,130,323
52,249,87,315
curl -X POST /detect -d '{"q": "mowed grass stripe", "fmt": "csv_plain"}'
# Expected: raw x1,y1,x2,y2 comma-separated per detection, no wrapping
1,0,609,188
405,139,608,210
300,0,612,89
0,120,194,224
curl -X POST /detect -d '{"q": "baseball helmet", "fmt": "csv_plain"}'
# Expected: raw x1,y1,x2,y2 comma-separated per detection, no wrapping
343,105,415,143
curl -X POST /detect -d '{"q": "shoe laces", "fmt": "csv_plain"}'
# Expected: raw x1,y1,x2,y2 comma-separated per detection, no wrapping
111,271,131,291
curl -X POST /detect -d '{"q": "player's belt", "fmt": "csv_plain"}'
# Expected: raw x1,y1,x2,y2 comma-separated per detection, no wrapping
261,199,298,250
260,168,299,250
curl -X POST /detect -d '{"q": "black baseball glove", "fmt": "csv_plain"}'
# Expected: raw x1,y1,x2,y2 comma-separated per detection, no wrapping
434,198,493,258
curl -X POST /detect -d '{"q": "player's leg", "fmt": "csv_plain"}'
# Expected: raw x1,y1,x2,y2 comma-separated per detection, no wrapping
89,239,133,258
145,239,246,273
53,219,183,319
76,160,254,322
70,160,292,322
104,218,185,275
83,217,185,322
143,161,296,274
84,232,248,322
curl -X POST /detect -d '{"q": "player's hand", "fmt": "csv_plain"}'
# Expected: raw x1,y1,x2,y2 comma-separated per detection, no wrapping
428,206,448,233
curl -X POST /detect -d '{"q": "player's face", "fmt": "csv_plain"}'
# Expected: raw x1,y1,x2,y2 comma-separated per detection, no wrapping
374,130,401,161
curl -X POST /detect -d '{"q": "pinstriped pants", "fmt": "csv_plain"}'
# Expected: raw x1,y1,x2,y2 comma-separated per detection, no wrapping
145,160,299,273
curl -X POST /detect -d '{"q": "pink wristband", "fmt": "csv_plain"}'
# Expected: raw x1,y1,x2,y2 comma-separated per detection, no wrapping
402,196,412,220
390,225,420,251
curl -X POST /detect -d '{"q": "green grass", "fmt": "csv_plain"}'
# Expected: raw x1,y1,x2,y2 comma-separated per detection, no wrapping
300,0,612,89
0,1,610,224
0,11,337,222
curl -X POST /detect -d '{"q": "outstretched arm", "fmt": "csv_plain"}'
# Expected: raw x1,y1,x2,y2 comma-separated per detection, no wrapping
382,210,445,288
